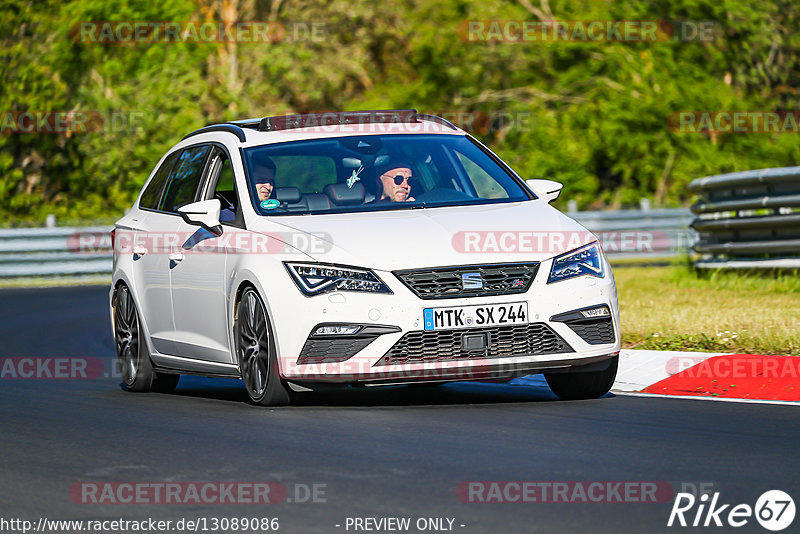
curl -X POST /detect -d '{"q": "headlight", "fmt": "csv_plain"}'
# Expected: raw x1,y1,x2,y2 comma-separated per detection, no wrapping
547,242,604,284
284,262,393,296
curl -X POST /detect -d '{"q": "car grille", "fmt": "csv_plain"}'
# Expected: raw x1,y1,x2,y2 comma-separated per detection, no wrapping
564,318,615,345
297,337,376,364
374,323,572,366
393,263,539,299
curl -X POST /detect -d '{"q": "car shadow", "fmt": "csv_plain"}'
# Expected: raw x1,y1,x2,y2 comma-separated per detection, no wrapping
164,374,615,407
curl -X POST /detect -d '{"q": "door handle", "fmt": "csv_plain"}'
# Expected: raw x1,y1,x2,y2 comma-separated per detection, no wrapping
168,252,184,263
133,246,147,256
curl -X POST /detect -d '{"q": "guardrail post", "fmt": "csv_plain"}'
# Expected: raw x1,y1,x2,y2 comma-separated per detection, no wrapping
567,199,578,213
45,214,56,228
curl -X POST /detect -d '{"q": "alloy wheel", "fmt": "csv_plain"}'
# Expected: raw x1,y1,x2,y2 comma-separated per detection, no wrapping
237,289,271,399
114,285,140,387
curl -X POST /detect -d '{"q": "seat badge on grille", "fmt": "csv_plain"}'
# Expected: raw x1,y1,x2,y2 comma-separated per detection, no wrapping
461,272,483,290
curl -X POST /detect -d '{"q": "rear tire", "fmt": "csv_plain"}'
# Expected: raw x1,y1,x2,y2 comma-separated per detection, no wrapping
234,287,290,406
114,284,178,393
544,356,618,400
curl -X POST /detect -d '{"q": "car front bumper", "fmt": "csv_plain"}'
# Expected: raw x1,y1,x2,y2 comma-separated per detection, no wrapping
273,256,621,385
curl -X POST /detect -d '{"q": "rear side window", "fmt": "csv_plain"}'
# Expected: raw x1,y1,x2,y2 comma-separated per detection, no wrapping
139,151,179,210
159,145,211,212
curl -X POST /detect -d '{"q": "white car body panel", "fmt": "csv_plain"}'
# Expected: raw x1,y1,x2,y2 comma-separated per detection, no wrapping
169,218,231,363
253,201,594,270
125,211,179,355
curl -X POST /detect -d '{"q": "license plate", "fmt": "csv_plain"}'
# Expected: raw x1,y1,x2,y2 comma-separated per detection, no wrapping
423,302,528,331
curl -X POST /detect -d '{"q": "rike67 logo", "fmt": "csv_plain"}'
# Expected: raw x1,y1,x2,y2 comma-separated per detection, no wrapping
668,490,795,531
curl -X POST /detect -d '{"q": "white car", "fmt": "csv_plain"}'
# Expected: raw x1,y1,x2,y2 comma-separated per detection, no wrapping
110,110,620,405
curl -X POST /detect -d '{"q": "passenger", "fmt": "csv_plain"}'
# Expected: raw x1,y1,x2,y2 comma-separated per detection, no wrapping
374,162,415,202
253,158,277,201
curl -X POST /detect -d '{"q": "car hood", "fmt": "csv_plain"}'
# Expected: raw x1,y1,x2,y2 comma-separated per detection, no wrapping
251,201,596,271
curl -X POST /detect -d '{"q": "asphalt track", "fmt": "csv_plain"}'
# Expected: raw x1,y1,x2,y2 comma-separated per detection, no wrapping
1,286,798,534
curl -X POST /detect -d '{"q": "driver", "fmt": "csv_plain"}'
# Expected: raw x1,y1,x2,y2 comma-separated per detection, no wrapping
253,158,277,201
374,161,415,202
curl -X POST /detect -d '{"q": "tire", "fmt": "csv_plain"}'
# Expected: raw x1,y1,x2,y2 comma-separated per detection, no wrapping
234,287,290,406
152,372,180,393
544,356,618,400
114,284,179,393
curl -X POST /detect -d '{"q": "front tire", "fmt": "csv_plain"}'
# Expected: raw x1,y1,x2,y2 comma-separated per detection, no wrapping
114,284,179,393
234,287,290,406
544,356,618,400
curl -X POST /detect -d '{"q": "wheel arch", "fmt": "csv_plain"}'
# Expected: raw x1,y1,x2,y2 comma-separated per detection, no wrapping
230,277,286,378
110,273,156,359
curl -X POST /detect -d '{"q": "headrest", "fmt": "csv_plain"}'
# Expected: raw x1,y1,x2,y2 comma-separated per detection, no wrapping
324,183,365,206
275,187,301,204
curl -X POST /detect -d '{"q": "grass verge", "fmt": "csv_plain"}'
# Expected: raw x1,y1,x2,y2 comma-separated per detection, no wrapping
615,262,800,355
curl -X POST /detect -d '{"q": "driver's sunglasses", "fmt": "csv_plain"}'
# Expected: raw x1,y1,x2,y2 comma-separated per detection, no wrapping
385,174,412,185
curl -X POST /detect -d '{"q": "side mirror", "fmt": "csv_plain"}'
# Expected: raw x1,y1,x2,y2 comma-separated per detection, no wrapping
526,179,563,204
177,199,223,236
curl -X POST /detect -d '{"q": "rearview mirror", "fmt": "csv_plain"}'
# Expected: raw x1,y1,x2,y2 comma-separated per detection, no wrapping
525,179,563,204
177,199,223,236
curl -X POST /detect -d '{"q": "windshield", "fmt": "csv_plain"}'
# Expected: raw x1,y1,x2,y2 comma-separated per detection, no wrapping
242,134,532,215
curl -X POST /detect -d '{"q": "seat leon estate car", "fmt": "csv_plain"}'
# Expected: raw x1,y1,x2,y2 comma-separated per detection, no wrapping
110,110,620,405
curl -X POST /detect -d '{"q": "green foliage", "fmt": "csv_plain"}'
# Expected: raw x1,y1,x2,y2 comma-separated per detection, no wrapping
2,0,800,223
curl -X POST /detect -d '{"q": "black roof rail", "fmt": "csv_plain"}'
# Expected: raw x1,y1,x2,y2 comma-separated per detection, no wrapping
182,124,247,142
252,109,419,132
227,117,263,130
415,113,458,130
182,110,460,141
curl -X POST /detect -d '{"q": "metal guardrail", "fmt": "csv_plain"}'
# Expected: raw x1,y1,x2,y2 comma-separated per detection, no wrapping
0,207,693,278
0,226,112,277
689,167,800,269
569,206,694,259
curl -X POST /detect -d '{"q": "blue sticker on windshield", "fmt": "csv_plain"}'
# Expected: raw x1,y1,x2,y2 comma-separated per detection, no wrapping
260,199,280,210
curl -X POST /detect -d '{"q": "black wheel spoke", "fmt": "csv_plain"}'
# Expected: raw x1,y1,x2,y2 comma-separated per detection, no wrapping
126,301,135,327
254,308,266,335
115,296,129,331
251,356,263,394
246,293,257,330
240,324,256,345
